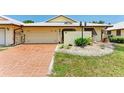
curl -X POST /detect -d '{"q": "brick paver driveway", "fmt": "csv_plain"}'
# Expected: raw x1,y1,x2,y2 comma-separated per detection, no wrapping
0,44,56,77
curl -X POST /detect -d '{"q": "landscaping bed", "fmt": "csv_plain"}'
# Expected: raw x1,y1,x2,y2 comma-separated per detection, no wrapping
56,42,114,56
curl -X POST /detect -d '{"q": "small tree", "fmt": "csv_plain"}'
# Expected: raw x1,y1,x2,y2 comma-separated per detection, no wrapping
23,20,34,23
98,20,105,24
91,20,105,24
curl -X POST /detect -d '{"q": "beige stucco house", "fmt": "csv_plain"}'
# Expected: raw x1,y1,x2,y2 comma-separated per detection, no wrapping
0,15,111,46
107,22,124,36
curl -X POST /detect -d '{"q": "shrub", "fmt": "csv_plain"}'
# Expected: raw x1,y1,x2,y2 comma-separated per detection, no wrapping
68,44,73,46
59,44,64,49
75,37,92,46
109,36,124,43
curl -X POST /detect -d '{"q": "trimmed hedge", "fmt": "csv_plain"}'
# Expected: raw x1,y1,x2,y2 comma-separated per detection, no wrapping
75,37,92,46
109,36,124,43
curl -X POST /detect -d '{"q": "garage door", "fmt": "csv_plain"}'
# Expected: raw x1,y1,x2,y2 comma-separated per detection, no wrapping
0,29,5,45
25,31,58,43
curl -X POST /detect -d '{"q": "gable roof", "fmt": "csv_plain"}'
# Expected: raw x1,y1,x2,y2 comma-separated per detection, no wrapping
107,22,124,30
46,15,78,23
0,15,23,25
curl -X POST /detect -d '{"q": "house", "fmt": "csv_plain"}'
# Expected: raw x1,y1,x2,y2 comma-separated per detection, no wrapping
107,22,124,36
0,15,111,46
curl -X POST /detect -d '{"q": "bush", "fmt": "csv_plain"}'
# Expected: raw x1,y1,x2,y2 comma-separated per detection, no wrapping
75,37,92,46
59,44,64,49
109,36,124,43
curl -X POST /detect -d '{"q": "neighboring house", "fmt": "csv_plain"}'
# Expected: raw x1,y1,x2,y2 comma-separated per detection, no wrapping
0,15,111,46
107,22,124,36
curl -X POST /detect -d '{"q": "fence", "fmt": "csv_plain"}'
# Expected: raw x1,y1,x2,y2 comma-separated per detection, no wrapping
64,31,92,45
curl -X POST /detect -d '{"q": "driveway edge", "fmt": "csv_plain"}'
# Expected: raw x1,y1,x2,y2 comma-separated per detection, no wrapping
47,44,58,75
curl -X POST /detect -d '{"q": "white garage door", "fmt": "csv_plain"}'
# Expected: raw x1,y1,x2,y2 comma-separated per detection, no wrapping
25,31,58,43
0,29,5,45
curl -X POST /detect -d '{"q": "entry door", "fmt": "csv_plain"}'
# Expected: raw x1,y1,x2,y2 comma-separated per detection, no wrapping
0,29,5,45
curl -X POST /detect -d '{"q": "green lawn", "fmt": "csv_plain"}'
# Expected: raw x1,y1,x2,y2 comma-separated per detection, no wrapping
51,44,124,77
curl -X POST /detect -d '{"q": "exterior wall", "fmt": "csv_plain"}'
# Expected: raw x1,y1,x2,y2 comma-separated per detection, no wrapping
23,26,105,43
84,27,106,41
0,25,19,46
47,16,76,23
111,30,116,36
23,26,81,31
94,27,104,41
23,26,81,43
64,31,92,45
6,28,14,45
121,30,124,36
0,25,107,46
110,30,124,36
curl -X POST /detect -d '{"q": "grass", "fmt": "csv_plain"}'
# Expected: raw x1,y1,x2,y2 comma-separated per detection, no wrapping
51,44,124,77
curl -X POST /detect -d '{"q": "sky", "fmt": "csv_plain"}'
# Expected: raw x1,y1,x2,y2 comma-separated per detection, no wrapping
6,15,124,24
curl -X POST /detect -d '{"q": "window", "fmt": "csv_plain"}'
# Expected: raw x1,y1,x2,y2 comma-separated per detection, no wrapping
116,30,121,36
107,31,111,35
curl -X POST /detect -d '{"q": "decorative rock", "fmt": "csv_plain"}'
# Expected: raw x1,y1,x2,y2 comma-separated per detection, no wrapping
56,43,114,56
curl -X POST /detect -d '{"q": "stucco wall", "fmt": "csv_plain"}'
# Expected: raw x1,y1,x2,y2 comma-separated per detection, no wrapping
111,30,116,36
23,26,81,43
94,27,105,41
23,26,81,31
64,31,92,45
6,28,14,45
121,30,124,36
23,26,105,43
0,25,16,46
110,30,124,36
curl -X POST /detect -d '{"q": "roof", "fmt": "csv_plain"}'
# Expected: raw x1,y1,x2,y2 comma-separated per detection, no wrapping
107,22,124,30
84,23,112,27
24,22,111,27
0,15,112,27
0,15,23,25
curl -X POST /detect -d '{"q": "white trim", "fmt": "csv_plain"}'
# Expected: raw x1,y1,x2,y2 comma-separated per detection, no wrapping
0,15,23,25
